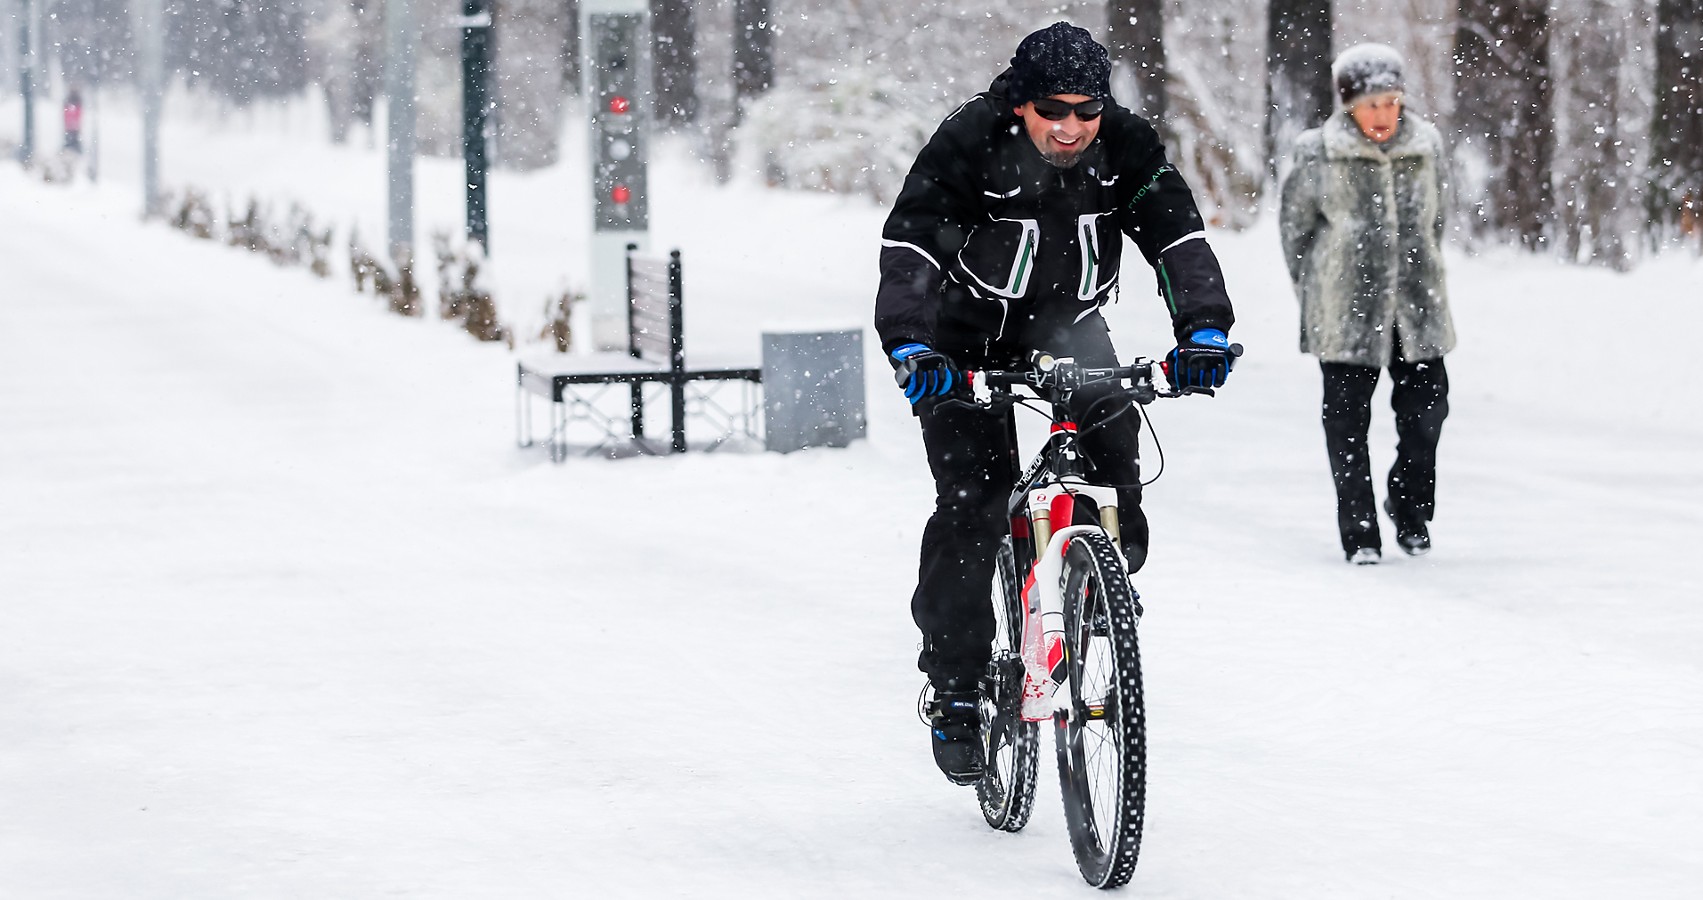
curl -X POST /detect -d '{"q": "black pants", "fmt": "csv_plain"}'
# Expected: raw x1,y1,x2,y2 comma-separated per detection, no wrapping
1320,353,1449,553
912,317,1147,685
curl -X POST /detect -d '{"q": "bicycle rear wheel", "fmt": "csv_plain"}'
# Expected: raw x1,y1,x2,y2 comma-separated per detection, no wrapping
1054,530,1147,888
977,536,1039,831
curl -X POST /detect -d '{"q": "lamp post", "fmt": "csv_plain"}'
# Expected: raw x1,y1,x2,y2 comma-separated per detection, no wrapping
17,0,33,165
135,0,163,214
460,0,492,253
386,0,417,266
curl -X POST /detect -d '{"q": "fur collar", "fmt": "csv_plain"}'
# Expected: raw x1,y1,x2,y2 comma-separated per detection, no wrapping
1322,109,1440,163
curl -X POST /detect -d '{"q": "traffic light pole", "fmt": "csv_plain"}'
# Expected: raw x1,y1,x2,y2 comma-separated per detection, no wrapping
581,0,651,350
460,0,491,253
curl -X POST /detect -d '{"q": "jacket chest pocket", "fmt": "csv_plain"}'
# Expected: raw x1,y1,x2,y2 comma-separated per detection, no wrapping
968,186,1121,303
1076,212,1120,303
960,213,1040,299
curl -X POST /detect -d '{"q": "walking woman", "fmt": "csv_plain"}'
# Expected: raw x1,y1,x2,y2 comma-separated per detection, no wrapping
1279,44,1456,564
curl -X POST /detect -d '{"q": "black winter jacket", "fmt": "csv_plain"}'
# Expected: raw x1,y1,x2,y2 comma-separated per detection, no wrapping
875,73,1234,358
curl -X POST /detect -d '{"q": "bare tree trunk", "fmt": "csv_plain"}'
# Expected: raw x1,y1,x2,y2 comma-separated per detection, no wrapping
1107,0,1166,126
1556,0,1634,268
651,0,697,126
563,0,581,96
732,0,771,118
1265,0,1331,183
1652,0,1703,248
1452,0,1553,250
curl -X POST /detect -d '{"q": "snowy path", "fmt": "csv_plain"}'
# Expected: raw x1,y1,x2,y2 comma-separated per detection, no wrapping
3,156,1701,898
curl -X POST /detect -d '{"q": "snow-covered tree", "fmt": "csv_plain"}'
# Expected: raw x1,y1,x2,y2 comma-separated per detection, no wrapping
1166,0,1267,227
165,0,310,104
491,0,570,169
1452,0,1554,249
1265,0,1332,184
1553,0,1637,268
303,0,383,144
734,0,1090,200
46,0,132,88
652,0,697,126
1107,0,1166,126
732,0,771,109
1650,0,1703,247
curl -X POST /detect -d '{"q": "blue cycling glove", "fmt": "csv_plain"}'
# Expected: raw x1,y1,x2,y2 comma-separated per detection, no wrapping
890,342,960,404
1166,328,1236,389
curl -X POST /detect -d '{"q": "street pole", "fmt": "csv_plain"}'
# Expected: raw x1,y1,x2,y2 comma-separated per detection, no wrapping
136,0,163,215
460,0,491,254
581,0,651,350
18,0,33,164
385,0,417,266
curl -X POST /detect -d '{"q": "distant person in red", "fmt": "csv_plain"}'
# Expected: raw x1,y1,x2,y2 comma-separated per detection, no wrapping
63,90,84,154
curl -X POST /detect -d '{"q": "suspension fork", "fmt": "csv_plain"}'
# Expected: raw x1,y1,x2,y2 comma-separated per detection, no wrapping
1002,404,1035,566
1030,419,1120,561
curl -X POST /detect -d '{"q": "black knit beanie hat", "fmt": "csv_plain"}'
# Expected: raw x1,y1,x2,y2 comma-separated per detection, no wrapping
1332,43,1405,107
1007,23,1113,106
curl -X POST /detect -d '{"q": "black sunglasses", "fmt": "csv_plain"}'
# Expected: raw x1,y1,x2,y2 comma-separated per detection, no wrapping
1031,97,1105,121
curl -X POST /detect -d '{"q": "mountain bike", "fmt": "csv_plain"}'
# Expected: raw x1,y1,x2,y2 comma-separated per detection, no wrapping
923,349,1234,889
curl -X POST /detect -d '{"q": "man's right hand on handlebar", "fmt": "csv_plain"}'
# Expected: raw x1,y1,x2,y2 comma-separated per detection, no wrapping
1166,328,1237,390
891,343,962,405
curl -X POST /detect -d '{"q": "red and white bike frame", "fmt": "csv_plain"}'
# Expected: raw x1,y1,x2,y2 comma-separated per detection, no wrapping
1013,424,1127,722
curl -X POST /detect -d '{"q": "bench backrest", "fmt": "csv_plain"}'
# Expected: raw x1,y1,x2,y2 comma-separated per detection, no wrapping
625,247,684,374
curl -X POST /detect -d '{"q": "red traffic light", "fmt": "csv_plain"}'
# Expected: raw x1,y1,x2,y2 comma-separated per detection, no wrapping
611,185,632,205
608,96,630,114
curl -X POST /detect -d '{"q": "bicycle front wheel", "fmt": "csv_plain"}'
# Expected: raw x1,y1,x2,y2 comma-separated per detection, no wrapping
1053,530,1147,889
977,536,1039,831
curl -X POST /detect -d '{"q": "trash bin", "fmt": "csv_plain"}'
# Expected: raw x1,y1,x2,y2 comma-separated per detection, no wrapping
761,329,867,453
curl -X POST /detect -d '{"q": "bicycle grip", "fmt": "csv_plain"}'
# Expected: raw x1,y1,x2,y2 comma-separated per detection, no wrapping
1160,342,1244,380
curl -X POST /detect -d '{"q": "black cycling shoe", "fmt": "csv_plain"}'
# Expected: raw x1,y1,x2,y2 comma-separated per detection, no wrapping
922,680,985,786
1384,499,1432,556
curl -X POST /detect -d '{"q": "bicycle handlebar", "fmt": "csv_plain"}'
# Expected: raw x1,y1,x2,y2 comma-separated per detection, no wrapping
974,343,1242,400
895,344,1244,414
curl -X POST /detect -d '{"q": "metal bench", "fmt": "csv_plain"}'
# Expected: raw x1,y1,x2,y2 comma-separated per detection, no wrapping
515,247,762,461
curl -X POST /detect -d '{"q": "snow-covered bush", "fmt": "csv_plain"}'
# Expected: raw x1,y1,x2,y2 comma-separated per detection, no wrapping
349,230,421,317
431,231,512,345
167,189,218,240
33,152,80,185
226,199,266,254
538,288,583,353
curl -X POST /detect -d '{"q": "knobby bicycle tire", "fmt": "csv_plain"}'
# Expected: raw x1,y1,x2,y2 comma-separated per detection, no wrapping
977,537,1039,832
1054,530,1147,889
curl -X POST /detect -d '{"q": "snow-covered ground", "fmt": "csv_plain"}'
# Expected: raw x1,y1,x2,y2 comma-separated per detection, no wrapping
3,95,1701,898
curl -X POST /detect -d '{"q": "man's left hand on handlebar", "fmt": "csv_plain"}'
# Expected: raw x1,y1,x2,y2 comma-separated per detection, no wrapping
1166,328,1236,390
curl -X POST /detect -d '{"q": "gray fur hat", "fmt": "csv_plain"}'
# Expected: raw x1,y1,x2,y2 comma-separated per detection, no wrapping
1332,43,1405,107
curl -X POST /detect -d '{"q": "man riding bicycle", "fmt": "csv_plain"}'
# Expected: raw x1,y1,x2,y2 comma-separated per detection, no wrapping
874,22,1238,784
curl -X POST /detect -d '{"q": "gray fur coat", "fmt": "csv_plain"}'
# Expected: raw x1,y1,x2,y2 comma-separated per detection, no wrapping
1279,110,1455,365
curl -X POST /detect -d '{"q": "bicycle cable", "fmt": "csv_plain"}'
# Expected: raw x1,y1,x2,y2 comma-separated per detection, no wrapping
1049,385,1171,487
